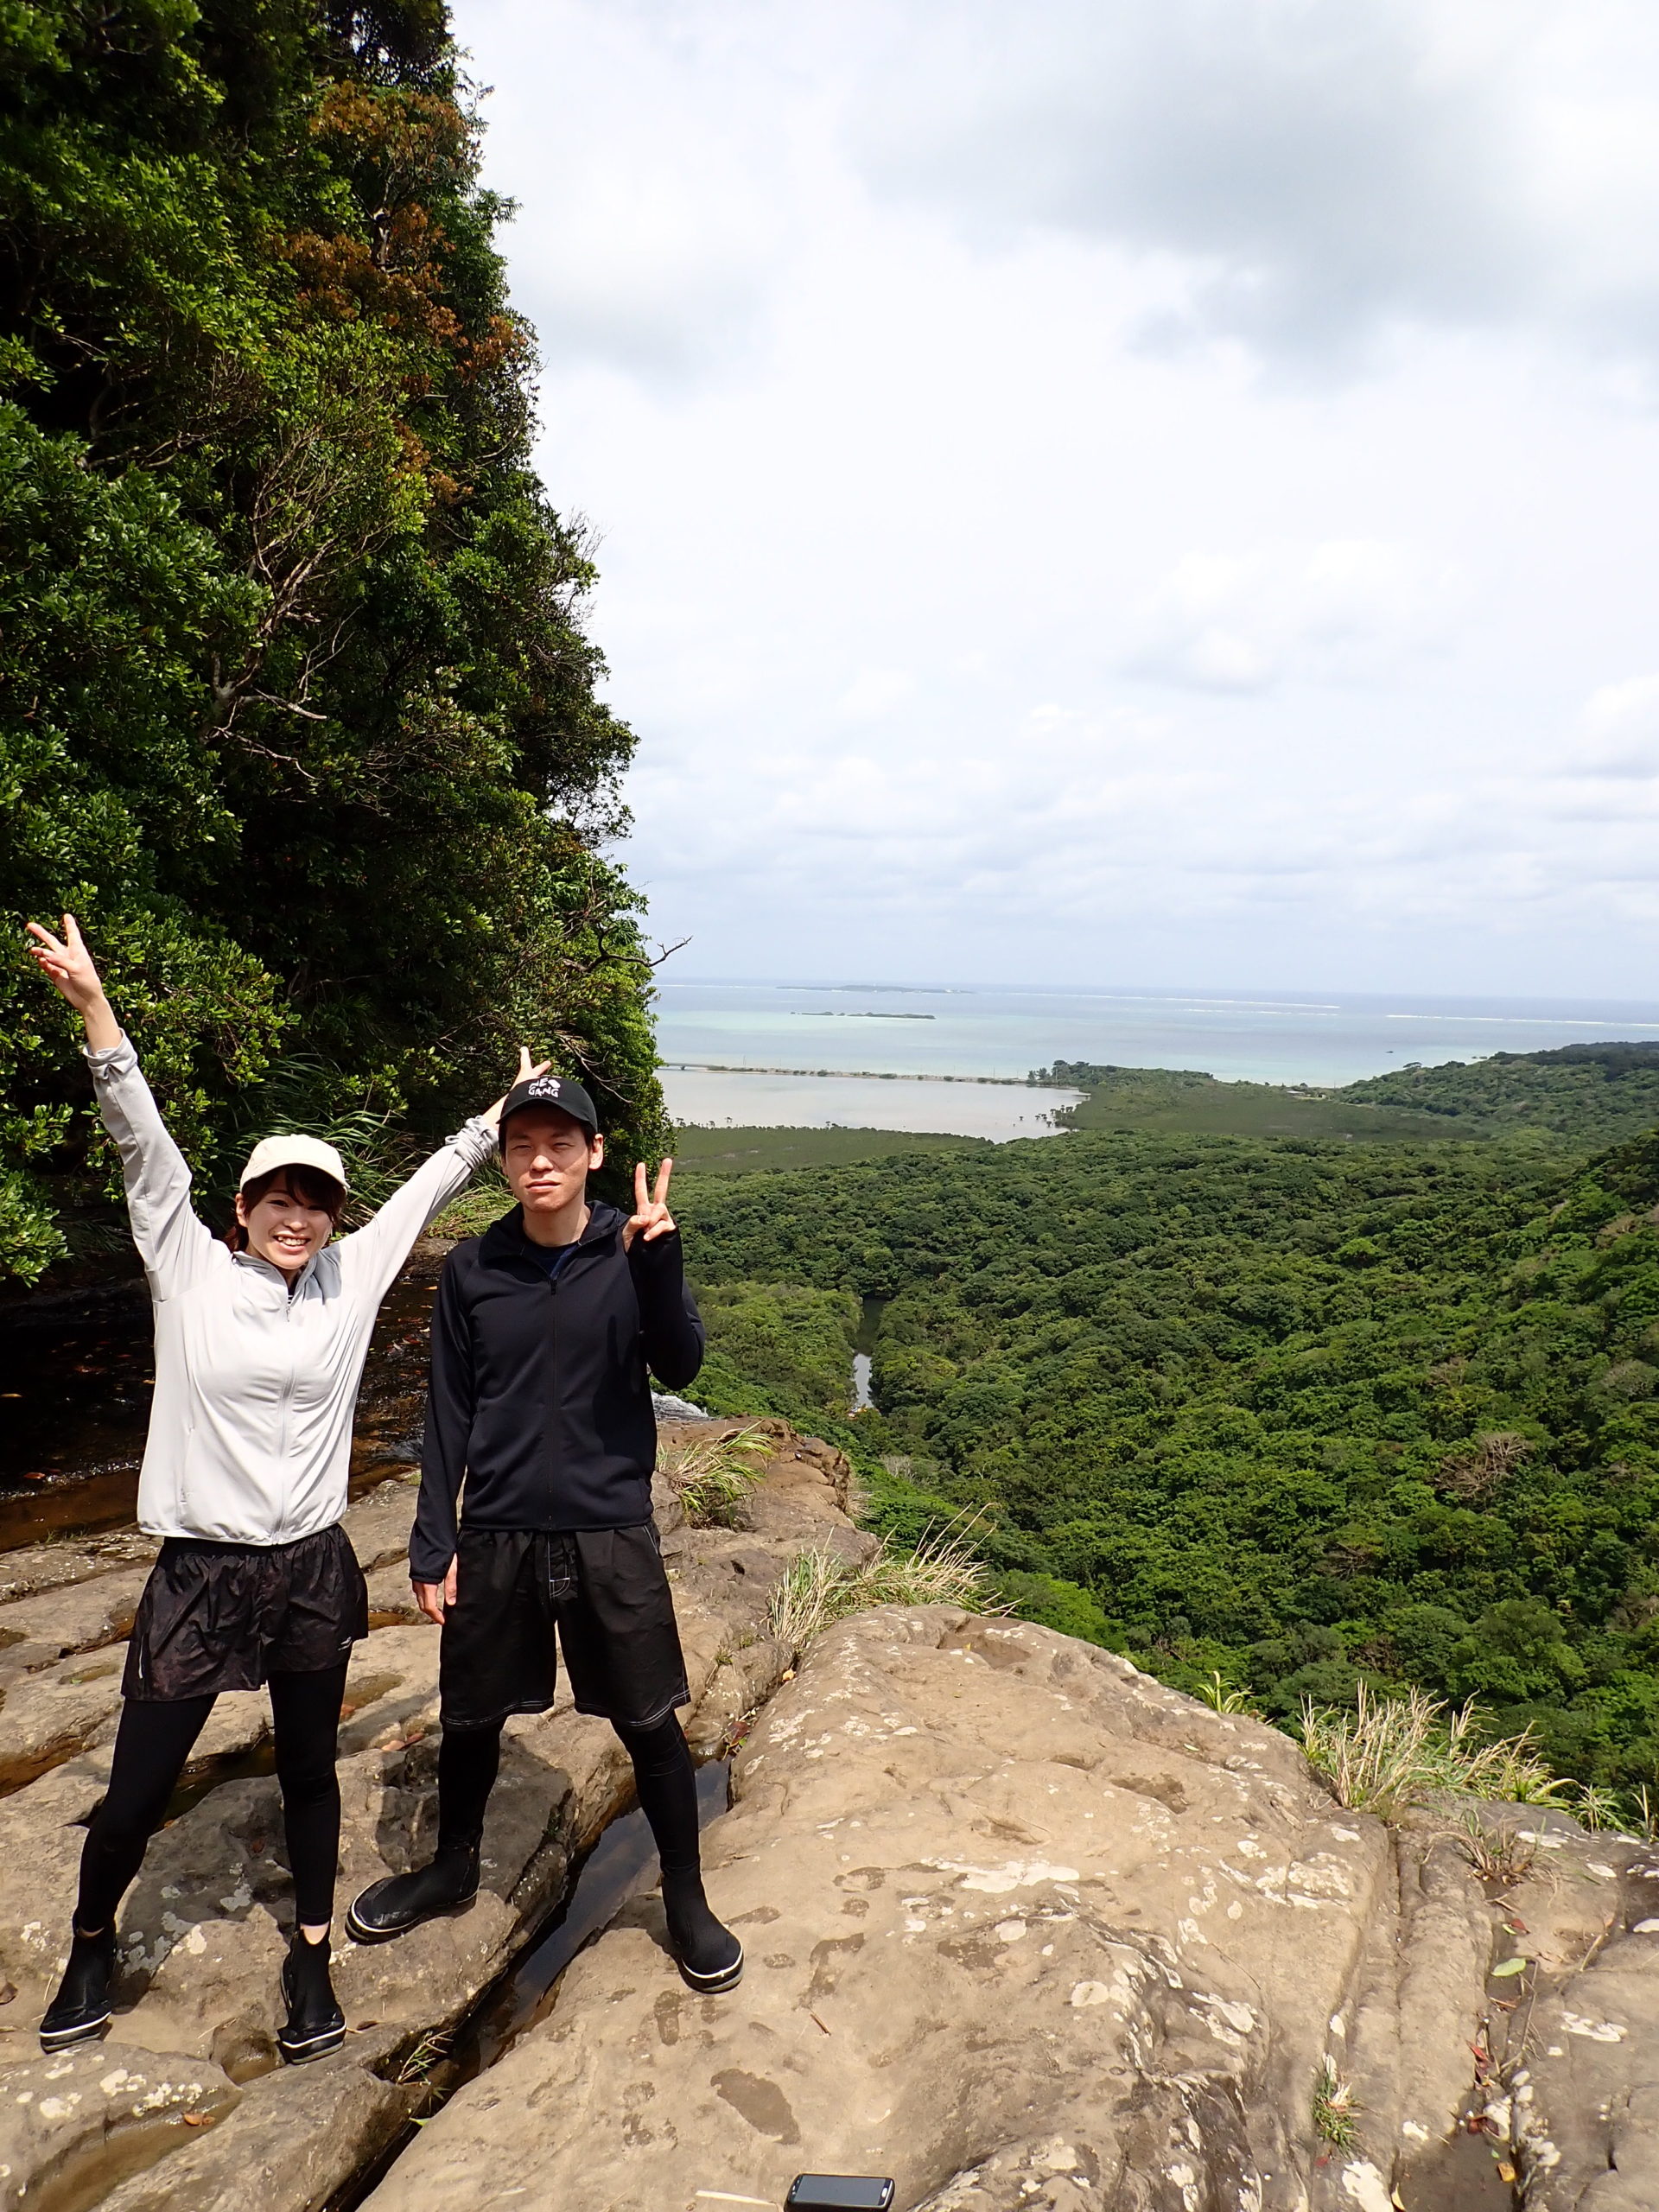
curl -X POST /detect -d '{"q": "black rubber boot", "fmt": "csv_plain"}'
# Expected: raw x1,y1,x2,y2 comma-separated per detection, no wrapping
39,1923,116,2050
346,1845,480,1944
277,1931,345,2064
662,1871,743,1993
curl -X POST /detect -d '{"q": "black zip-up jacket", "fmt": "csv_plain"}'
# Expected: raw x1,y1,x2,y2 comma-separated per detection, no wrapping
408,1202,704,1581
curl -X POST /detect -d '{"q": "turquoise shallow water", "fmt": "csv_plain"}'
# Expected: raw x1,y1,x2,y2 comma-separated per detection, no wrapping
655,977,1659,1139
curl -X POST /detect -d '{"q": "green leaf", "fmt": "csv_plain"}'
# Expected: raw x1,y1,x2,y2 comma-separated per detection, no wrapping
1490,1957,1530,1978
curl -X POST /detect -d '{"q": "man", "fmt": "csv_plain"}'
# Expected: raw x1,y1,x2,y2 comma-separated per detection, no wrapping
346,1071,742,1992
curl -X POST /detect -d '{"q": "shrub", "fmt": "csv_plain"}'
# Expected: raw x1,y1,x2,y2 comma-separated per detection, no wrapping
1299,1683,1569,1817
767,1522,999,1657
658,1426,772,1528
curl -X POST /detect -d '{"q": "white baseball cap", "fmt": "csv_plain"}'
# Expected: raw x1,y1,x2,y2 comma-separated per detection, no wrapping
238,1135,350,1193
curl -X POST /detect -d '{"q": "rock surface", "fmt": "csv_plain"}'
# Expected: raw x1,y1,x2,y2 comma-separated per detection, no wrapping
0,2039,238,2212
4,1415,1659,2210
0,1420,861,2210
1470,1816,1659,2209
362,1608,1433,2211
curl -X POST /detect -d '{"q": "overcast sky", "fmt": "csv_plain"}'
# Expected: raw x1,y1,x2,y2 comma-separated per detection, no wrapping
455,0,1659,997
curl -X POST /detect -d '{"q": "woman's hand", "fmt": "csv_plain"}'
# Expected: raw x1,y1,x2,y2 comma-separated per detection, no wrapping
622,1159,676,1251
26,915,120,1052
482,1046,551,1132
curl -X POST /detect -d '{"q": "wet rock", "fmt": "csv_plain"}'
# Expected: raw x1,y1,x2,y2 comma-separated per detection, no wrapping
0,1616,437,1809
0,2038,238,2211
0,1479,431,1793
363,1562,424,1624
364,1607,1429,2212
0,1567,151,1688
95,2035,411,2212
0,1533,157,1608
0,1645,128,1792
0,1431,858,2209
340,1477,422,1573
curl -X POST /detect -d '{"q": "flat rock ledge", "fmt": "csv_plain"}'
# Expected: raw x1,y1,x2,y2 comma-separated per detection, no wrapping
364,1608,1659,2212
0,1422,866,2212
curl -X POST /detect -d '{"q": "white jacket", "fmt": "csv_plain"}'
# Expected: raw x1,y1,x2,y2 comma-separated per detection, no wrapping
88,1037,495,1548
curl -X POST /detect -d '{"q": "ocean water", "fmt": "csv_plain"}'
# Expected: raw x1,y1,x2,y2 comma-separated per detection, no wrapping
656,978,1659,1141
663,1066,1082,1140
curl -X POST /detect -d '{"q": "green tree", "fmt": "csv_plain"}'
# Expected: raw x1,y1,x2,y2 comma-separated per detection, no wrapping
671,1105,1659,1787
1,0,666,1278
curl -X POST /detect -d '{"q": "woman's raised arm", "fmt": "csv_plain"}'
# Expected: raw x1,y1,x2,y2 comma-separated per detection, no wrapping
335,1047,550,1302
27,915,216,1294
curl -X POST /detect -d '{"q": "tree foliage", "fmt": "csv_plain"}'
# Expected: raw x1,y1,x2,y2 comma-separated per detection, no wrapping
1,0,666,1279
1337,1042,1659,1143
1038,1046,1659,1148
678,1110,1659,1788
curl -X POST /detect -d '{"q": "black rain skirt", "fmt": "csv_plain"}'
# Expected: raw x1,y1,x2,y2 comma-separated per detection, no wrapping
123,1523,368,1700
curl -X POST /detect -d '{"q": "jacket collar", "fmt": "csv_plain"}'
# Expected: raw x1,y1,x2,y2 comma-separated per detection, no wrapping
232,1247,326,1294
480,1201,623,1265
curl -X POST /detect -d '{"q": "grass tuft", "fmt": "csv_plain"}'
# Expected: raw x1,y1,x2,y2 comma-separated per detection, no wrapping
1194,1669,1258,1716
1312,2057,1360,2150
1571,1782,1625,1833
395,2029,452,2086
1299,1683,1569,1819
657,1425,773,1527
1457,1807,1536,1885
767,1517,1001,1657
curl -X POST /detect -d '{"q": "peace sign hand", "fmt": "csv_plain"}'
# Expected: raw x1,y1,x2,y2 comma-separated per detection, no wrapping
622,1160,676,1252
26,914,105,1014
26,914,120,1052
483,1046,553,1131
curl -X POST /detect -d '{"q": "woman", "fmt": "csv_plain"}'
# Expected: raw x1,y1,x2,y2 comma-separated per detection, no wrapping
26,914,542,2062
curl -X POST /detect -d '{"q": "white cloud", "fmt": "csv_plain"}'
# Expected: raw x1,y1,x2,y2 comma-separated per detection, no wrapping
468,2,803,375
836,668,918,720
846,0,1659,371
1567,675,1659,778
454,0,1659,995
1124,540,1465,692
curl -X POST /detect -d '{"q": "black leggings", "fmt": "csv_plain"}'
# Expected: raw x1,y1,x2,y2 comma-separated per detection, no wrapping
437,1712,701,1879
75,1665,349,1934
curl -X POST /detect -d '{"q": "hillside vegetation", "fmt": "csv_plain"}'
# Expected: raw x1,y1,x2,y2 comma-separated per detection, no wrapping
1035,1062,1481,1143
2,0,663,1282
677,1093,1659,1791
1337,1040,1659,1144
1039,1040,1659,1149
668,1124,989,1175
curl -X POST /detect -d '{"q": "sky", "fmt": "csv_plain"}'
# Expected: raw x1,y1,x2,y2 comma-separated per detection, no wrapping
454,0,1659,997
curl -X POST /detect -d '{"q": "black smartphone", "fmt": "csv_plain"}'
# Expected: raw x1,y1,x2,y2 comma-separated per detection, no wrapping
785,2180,895,2211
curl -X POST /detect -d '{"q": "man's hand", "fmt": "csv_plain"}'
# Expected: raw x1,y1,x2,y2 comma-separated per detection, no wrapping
483,1046,551,1132
412,1557,458,1625
622,1159,676,1252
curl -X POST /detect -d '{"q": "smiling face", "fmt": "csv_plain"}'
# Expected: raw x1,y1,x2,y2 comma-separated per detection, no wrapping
234,1168,342,1278
502,1104,604,1224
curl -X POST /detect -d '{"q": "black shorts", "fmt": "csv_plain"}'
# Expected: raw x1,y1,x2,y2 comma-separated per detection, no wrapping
439,1523,689,1733
123,1524,368,1701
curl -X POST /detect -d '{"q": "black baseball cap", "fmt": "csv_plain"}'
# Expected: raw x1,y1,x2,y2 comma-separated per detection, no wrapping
498,1072,601,1147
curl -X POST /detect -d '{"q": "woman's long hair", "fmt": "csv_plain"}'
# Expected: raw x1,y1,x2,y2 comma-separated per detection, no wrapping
228,1163,346,1251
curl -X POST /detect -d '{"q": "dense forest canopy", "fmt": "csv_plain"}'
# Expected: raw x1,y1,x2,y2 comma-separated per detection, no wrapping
1338,1041,1659,1142
677,1069,1659,1792
1,0,665,1282
1035,1044,1659,1149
